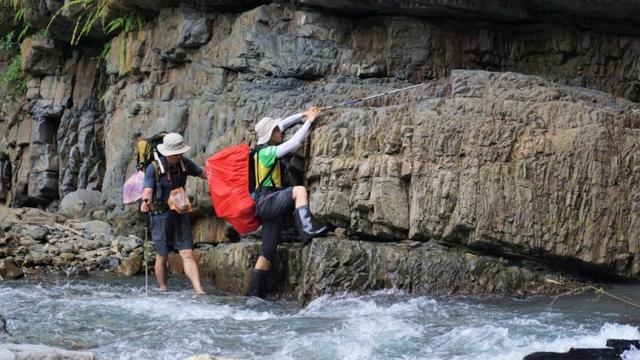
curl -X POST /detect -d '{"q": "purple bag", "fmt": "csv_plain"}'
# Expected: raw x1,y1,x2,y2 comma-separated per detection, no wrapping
123,170,145,204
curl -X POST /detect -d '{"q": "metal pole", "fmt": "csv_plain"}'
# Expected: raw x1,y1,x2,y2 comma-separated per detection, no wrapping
323,83,425,111
144,214,149,296
141,201,150,296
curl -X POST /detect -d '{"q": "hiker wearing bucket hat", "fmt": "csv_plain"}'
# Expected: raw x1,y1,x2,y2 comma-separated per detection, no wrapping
248,106,329,298
140,132,207,294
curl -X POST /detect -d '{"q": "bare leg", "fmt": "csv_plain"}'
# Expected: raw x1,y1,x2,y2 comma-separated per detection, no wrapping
179,249,206,295
155,255,168,291
292,186,308,208
255,255,271,271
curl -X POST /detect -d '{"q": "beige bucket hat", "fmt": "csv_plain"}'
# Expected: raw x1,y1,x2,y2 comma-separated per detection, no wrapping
157,133,191,156
255,117,281,145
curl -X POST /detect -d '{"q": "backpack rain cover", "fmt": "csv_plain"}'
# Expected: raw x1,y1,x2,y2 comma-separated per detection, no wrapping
205,144,261,234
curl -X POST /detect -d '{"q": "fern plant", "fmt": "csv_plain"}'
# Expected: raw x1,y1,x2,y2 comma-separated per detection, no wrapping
47,0,111,45
47,0,145,46
1,0,31,41
1,54,29,99
105,13,144,35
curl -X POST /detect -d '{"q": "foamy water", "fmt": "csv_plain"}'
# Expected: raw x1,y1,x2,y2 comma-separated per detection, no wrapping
1,275,639,360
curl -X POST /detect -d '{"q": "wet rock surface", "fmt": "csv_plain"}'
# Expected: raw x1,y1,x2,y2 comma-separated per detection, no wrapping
0,311,96,358
524,339,640,359
0,314,15,343
183,236,579,303
0,343,96,360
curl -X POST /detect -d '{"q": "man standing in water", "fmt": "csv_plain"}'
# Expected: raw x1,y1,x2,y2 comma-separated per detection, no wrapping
140,132,207,294
248,106,329,298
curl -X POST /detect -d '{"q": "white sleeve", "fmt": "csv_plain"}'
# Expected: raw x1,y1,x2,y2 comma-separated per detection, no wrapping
276,121,311,158
278,113,304,131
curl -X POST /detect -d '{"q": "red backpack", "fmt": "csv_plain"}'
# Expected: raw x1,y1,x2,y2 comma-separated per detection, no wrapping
206,144,259,233
206,144,277,234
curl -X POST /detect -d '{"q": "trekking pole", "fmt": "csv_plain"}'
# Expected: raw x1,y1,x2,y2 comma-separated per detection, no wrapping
145,213,149,296
142,200,150,296
322,83,425,111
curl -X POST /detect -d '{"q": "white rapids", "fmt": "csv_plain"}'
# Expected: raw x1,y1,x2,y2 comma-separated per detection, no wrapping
1,275,639,360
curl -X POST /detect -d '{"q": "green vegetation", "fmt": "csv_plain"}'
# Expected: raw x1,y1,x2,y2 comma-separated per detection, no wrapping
96,41,111,68
105,13,144,35
1,0,144,82
0,31,18,51
47,0,110,45
1,0,31,42
0,31,29,99
1,54,29,99
106,13,144,75
47,0,144,45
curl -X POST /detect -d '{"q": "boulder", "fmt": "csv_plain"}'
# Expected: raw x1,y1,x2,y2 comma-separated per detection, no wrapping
59,190,104,218
117,235,144,252
115,253,141,276
80,220,113,237
524,339,640,359
0,314,15,343
64,266,89,278
0,259,23,279
0,343,95,359
23,225,48,242
184,355,238,360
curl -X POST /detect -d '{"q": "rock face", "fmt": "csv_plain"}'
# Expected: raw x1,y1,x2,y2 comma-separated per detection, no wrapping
1,2,640,287
310,70,640,279
188,237,575,303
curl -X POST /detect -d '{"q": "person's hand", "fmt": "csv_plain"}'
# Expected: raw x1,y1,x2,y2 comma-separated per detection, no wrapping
140,199,150,212
303,106,322,123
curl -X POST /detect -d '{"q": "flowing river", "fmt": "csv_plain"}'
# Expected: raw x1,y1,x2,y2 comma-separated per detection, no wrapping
1,274,639,360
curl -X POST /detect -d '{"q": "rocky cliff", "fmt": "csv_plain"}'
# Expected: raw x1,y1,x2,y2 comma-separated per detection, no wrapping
1,1,640,293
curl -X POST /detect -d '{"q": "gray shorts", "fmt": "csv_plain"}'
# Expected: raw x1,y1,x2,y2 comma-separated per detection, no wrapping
255,187,294,220
255,187,294,261
150,211,193,256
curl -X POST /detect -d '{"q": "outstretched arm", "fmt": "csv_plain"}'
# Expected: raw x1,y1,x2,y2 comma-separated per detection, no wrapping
275,107,322,158
278,113,304,131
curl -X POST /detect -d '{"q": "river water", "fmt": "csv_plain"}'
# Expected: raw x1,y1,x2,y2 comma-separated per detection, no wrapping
1,274,639,360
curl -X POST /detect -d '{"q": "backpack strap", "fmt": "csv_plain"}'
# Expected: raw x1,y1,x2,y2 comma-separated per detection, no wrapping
151,161,161,183
151,160,163,201
254,148,277,192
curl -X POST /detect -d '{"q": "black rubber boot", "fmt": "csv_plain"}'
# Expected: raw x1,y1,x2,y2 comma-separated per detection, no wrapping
248,269,268,298
224,223,240,243
293,205,328,245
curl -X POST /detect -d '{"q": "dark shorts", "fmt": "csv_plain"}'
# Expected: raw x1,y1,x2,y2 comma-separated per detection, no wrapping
150,211,193,256
255,187,294,261
255,187,295,220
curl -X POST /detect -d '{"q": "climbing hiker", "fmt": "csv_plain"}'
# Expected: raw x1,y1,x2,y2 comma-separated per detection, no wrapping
139,132,207,294
248,106,329,298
